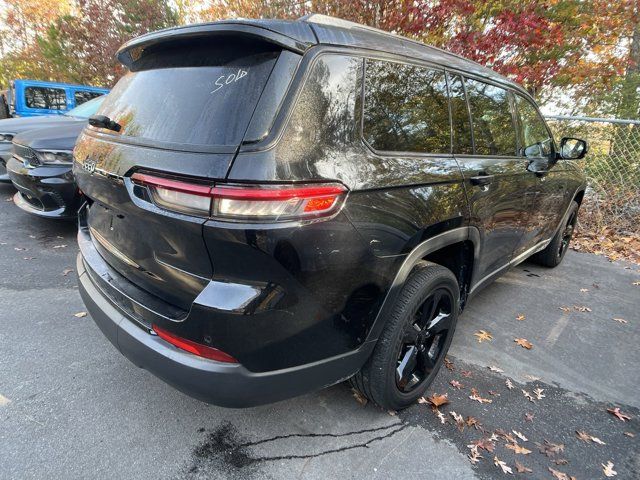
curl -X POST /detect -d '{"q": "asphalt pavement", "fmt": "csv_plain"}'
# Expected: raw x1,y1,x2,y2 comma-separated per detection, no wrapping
0,182,638,480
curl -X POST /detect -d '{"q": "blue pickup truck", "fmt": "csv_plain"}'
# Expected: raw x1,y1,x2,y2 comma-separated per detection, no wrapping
0,80,109,118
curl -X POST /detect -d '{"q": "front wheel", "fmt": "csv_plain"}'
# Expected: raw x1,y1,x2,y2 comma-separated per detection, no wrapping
351,262,459,410
532,201,579,268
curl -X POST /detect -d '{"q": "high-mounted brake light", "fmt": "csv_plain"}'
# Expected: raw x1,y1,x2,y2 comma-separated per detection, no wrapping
152,324,238,363
131,172,348,222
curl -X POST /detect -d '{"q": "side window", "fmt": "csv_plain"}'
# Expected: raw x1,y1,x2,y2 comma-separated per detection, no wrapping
447,74,473,155
465,79,517,156
74,90,102,106
514,95,554,158
24,87,67,110
363,60,450,154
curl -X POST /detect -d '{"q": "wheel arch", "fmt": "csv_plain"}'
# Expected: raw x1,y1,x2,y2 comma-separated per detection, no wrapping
365,226,480,343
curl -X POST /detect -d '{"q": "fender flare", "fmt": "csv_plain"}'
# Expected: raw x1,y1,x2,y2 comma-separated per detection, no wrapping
364,226,480,343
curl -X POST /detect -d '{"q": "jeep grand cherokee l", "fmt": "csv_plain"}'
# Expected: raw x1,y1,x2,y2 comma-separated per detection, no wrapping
73,15,587,410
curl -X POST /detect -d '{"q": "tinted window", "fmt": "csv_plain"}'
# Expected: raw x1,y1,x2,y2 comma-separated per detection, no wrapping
74,90,103,106
465,79,517,156
96,39,280,147
448,74,473,155
25,87,67,110
515,95,553,158
363,60,450,153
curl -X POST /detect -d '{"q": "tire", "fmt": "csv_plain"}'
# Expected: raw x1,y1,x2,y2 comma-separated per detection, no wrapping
532,201,579,268
351,262,459,410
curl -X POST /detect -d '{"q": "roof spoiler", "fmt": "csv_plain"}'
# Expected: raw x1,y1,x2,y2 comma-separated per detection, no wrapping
116,21,317,69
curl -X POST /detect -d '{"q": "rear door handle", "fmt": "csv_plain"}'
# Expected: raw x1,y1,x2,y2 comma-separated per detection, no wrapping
470,175,493,186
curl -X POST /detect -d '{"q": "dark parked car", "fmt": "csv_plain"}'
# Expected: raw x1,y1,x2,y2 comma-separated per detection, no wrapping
6,96,106,219
73,15,587,410
0,95,106,183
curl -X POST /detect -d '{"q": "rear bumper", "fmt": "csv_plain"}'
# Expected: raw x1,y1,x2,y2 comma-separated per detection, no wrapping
6,156,81,218
77,248,374,407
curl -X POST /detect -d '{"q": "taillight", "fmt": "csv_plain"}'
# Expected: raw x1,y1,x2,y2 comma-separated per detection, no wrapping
152,324,238,363
131,173,347,222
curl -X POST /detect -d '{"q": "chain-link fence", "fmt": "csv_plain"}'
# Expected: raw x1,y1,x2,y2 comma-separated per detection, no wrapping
546,115,640,234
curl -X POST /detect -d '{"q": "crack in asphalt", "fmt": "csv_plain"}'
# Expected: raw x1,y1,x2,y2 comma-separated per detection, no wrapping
185,421,409,478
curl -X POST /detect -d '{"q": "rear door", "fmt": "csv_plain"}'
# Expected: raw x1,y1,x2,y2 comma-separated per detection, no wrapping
449,74,533,288
74,37,289,310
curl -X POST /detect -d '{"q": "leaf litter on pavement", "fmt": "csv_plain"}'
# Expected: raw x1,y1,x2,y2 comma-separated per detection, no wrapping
400,355,637,478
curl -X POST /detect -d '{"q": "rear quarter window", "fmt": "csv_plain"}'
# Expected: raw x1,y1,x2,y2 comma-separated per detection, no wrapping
95,38,281,148
363,60,450,154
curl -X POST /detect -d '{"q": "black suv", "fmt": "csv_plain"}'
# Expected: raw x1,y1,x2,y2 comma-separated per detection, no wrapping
73,15,587,410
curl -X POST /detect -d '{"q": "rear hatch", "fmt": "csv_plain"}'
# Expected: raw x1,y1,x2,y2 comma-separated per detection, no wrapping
74,33,300,311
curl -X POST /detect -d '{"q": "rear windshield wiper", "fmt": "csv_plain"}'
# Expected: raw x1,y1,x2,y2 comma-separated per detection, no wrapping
89,115,122,133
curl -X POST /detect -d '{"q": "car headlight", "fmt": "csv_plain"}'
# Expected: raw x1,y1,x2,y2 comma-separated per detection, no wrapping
0,133,15,143
35,150,73,165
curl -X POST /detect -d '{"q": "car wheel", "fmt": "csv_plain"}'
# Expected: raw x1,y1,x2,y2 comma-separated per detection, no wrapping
351,262,459,410
532,201,579,268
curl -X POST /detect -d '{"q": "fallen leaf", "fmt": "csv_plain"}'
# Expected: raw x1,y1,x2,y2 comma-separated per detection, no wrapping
607,407,632,422
470,388,492,404
575,430,591,442
426,393,449,408
559,306,571,312
624,432,635,437
524,413,534,422
522,389,535,403
387,410,396,416
474,330,493,343
536,440,564,457
612,318,628,324
573,305,592,312
633,281,640,285
23,257,35,260
14,247,26,251
450,380,463,390
467,445,482,465
444,357,455,371
53,244,68,249
351,389,368,406
505,379,514,390
488,390,500,396
548,467,576,480
591,436,606,445
488,365,504,373
472,437,496,453
461,370,472,378
524,374,541,381
516,313,526,321
515,461,532,473
554,458,569,466
493,456,513,475
579,288,589,292
505,443,532,455
602,461,617,477
533,388,545,400
512,430,528,442
434,408,446,424
62,268,74,276
515,338,533,349
466,416,481,430
450,411,465,431
74,312,87,318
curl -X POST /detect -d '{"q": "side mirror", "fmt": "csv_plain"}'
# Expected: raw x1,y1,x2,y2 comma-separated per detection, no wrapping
559,137,588,160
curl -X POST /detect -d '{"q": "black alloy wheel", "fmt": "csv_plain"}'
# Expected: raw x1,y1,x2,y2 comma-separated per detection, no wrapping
396,288,454,392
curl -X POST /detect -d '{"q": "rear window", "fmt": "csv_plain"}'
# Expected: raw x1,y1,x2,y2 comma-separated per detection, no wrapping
95,38,280,148
74,90,103,106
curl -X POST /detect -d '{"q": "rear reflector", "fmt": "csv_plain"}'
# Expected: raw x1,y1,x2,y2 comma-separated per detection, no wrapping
152,324,238,363
131,172,347,222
